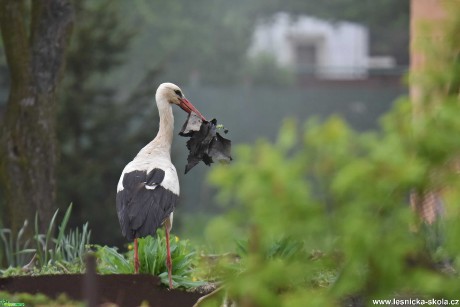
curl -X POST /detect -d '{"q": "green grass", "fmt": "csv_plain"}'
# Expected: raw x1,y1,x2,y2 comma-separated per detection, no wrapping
34,204,91,267
0,220,34,268
0,204,91,276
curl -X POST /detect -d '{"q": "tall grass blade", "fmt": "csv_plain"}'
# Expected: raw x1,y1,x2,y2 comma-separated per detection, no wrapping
44,208,59,265
0,229,12,267
15,220,28,266
57,204,72,243
34,212,43,266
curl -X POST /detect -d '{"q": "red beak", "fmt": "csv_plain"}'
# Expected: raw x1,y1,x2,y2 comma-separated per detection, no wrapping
179,98,206,121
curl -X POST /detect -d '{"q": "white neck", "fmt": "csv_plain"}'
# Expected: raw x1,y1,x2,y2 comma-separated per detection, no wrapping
136,99,174,158
154,101,174,151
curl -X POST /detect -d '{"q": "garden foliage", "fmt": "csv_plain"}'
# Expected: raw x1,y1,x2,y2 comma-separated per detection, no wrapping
95,229,204,288
0,204,91,275
203,3,460,306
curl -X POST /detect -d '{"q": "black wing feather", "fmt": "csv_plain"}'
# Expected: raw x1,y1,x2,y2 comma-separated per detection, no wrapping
116,168,178,241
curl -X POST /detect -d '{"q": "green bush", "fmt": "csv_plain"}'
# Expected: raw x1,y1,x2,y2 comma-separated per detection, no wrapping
204,111,460,306
202,3,460,306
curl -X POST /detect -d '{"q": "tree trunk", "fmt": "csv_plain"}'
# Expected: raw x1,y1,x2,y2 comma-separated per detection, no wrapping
0,0,74,234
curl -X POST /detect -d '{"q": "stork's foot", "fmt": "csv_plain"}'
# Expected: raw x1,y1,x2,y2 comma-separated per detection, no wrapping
134,258,140,274
167,255,173,289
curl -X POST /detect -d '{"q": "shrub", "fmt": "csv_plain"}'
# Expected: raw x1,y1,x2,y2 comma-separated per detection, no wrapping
203,3,460,306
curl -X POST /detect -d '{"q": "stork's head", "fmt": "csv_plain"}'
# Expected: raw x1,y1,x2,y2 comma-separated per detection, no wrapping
156,83,205,121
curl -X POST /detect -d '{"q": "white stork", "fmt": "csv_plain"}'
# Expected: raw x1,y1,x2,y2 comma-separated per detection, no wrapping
116,83,205,289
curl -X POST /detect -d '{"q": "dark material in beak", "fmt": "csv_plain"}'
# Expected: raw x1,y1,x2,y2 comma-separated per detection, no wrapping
179,98,206,121
179,112,232,174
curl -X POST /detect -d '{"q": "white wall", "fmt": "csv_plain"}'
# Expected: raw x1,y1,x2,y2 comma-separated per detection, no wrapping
248,13,369,79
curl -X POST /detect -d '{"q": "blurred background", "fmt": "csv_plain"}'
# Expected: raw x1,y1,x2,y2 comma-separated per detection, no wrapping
0,0,408,247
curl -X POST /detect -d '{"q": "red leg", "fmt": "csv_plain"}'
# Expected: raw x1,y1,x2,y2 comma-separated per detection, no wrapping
134,238,139,274
165,224,173,289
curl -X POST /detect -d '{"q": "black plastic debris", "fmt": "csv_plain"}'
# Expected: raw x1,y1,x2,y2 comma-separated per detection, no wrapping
179,112,232,174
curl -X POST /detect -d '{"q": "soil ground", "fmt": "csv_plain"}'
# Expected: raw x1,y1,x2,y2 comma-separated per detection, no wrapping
0,274,207,307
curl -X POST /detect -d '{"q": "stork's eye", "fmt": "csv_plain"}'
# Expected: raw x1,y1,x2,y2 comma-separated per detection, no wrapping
174,89,182,97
